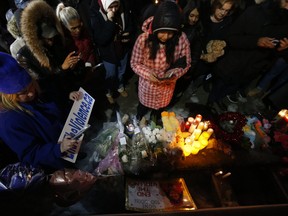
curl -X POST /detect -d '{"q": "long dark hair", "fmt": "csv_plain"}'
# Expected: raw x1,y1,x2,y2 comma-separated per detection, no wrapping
145,31,181,64
182,0,201,25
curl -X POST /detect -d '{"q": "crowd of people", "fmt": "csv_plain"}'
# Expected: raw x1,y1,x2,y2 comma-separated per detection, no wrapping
1,0,288,172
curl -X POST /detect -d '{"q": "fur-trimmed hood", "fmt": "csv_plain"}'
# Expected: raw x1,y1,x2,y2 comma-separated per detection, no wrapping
21,0,64,69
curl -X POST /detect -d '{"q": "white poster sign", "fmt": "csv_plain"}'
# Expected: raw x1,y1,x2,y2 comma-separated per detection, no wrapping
58,87,95,163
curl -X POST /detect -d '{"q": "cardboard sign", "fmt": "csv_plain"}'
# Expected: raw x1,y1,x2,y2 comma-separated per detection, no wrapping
58,87,95,163
126,178,197,212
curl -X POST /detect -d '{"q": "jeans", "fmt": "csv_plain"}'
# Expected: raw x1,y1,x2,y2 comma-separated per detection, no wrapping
258,57,288,92
103,53,128,93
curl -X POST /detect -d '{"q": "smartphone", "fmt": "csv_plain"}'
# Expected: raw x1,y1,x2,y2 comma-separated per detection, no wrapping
272,39,280,48
71,124,91,139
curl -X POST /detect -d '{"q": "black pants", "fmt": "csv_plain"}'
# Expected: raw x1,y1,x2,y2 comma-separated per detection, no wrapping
136,102,165,122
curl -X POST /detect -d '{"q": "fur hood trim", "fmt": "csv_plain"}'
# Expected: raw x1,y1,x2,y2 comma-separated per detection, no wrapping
21,0,64,69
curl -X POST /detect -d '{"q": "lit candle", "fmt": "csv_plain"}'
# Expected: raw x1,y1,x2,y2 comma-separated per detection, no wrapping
189,123,197,133
185,121,191,130
190,146,199,155
198,132,209,142
274,109,288,122
278,109,287,117
193,129,202,140
274,110,288,132
192,141,201,149
185,137,193,145
199,129,213,141
203,121,210,130
197,122,204,130
199,139,208,149
207,128,214,136
285,114,288,122
188,117,194,124
183,144,193,156
195,114,202,122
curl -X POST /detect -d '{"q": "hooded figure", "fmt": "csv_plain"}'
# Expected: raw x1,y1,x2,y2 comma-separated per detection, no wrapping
19,0,65,69
130,0,191,121
152,0,181,34
16,0,82,114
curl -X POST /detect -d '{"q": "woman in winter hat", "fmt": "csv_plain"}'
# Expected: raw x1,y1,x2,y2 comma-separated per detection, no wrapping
130,0,191,121
0,52,81,172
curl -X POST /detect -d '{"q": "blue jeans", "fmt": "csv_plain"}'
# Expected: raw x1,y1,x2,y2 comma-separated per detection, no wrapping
103,53,128,93
258,57,288,92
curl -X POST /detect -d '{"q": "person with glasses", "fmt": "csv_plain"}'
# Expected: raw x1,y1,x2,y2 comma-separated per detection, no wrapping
16,0,81,116
56,3,98,87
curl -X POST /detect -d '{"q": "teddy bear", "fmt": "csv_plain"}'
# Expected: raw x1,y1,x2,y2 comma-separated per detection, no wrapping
200,40,227,63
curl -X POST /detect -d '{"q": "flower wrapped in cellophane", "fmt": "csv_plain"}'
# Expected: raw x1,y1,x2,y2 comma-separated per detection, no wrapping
119,115,156,175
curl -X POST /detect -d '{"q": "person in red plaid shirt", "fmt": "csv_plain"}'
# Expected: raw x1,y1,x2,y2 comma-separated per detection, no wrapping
130,0,191,122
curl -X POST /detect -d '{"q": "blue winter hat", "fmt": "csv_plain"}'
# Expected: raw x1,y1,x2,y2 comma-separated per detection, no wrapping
0,52,32,94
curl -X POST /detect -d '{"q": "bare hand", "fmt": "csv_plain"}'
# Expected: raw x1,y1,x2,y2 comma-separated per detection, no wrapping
257,37,277,49
60,136,80,153
277,37,288,51
121,32,130,43
69,91,83,101
61,51,81,70
149,73,160,82
107,10,114,21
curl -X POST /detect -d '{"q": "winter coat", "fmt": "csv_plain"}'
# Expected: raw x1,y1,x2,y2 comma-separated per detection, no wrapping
20,0,65,69
90,0,135,64
214,3,288,85
16,0,81,110
0,101,65,171
130,17,191,110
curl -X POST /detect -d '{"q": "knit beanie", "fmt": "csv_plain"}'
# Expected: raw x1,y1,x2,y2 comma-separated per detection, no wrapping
152,1,181,34
0,52,32,94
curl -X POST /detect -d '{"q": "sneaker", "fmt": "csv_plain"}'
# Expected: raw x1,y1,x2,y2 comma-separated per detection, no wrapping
247,87,263,97
226,94,238,103
118,87,128,97
106,94,115,104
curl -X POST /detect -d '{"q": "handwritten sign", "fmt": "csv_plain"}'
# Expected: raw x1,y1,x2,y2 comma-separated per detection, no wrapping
58,87,95,163
125,178,196,212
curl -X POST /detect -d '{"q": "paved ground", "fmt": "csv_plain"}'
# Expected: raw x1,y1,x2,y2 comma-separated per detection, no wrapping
1,71,283,216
